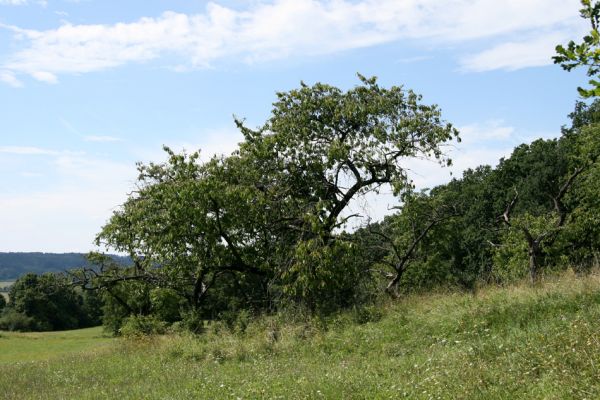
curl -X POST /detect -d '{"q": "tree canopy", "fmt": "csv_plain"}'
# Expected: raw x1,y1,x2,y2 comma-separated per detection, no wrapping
84,76,458,320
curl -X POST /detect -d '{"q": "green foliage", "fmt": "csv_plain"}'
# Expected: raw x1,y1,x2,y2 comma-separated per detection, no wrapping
0,309,39,332
0,273,102,332
282,238,367,313
492,214,554,282
100,279,153,335
89,75,457,326
176,309,205,334
0,294,5,311
149,288,183,323
554,0,600,97
378,98,600,289
68,79,600,333
119,315,167,338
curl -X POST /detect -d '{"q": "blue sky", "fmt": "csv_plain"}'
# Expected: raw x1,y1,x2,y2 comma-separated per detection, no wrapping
0,0,591,252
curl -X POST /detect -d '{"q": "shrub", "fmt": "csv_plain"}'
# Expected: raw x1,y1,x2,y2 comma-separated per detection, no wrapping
119,315,167,338
0,310,45,332
179,310,205,334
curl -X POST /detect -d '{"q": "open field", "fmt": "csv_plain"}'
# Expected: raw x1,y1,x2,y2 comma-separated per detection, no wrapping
2,272,600,399
0,326,113,364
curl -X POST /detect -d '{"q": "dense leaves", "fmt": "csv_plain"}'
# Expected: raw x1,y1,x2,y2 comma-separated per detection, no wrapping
85,76,457,326
67,77,600,334
0,273,101,332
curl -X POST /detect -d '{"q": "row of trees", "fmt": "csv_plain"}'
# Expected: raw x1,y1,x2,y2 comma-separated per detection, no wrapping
69,92,599,334
0,273,101,331
360,107,600,294
71,75,458,331
5,0,599,334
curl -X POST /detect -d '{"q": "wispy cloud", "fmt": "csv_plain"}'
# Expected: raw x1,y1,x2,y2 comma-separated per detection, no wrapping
0,70,23,88
459,120,516,142
460,31,582,72
396,55,431,64
20,171,43,178
0,0,28,5
84,135,123,143
0,0,584,85
0,0,47,6
0,146,59,155
0,151,136,252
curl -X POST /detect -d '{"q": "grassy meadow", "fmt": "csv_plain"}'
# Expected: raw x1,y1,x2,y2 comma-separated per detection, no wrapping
0,326,113,364
2,272,600,399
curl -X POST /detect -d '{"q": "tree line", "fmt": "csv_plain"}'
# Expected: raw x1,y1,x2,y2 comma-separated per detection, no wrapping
68,85,597,335
2,0,599,334
0,252,131,280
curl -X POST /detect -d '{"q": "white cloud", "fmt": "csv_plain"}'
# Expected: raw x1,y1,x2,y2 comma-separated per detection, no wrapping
0,0,47,5
459,120,516,142
0,0,28,5
460,31,581,72
0,70,23,87
31,70,58,83
0,154,136,252
84,135,123,143
0,0,585,84
20,171,43,177
0,184,131,252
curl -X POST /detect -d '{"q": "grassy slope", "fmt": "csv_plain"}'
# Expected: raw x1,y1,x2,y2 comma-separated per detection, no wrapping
2,272,600,399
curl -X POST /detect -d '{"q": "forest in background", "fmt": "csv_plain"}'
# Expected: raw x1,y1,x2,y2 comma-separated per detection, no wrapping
0,253,131,280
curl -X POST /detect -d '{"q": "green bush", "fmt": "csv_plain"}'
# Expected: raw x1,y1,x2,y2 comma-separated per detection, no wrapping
150,288,183,323
0,309,45,332
119,315,167,338
178,310,205,334
218,309,252,334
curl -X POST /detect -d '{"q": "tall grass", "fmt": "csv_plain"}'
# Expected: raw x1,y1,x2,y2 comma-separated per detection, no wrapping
2,271,600,399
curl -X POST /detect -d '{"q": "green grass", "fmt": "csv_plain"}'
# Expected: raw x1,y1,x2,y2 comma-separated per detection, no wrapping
0,326,113,364
2,272,600,399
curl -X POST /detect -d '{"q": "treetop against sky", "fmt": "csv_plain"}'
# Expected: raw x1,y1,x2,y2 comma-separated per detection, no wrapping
0,0,590,252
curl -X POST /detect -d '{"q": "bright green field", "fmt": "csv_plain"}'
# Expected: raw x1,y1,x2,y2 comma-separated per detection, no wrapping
0,326,113,364
2,272,600,399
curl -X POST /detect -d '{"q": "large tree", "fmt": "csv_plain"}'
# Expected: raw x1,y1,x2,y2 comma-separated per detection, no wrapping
88,75,458,320
236,75,458,310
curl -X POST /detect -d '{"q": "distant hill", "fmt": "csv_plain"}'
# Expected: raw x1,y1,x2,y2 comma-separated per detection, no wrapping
0,253,131,280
